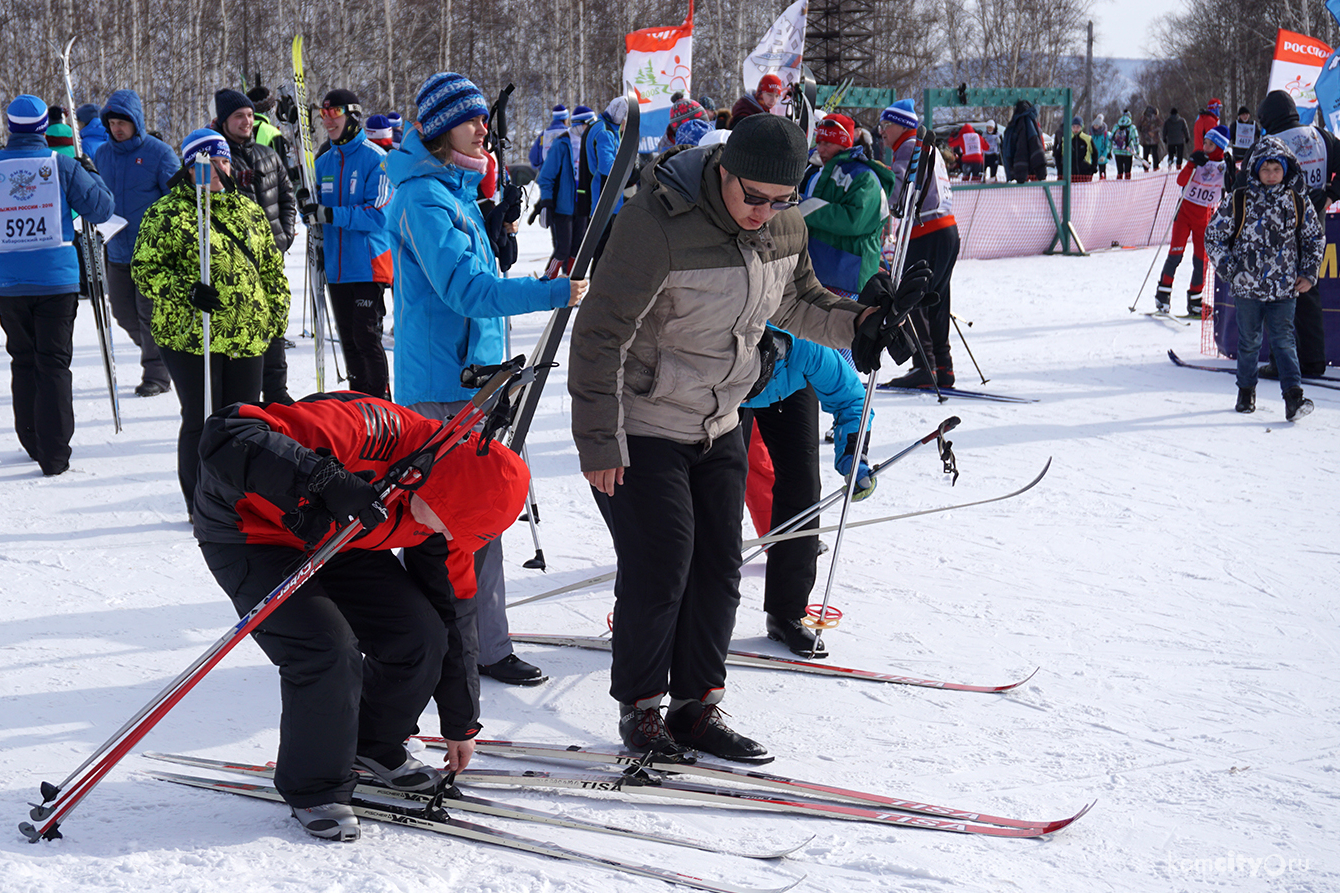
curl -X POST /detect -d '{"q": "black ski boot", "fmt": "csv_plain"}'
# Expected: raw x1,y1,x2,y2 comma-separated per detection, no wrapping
618,697,694,759
1235,387,1255,413
766,613,828,659
1154,286,1172,314
882,366,935,389
665,698,770,763
936,365,956,388
1186,293,1203,317
1285,387,1314,421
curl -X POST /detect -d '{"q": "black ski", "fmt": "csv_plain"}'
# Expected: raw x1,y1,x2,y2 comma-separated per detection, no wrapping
506,89,640,454
61,37,121,432
1169,349,1340,390
876,384,1038,403
146,771,803,893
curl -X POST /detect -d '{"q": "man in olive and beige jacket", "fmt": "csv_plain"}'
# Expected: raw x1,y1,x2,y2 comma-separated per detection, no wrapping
568,113,928,762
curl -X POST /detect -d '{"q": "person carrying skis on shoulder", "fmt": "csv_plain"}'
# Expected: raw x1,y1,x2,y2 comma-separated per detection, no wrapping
537,105,597,279
131,129,290,518
1154,125,1231,316
1251,89,1340,380
0,95,114,477
1205,135,1323,420
384,71,586,688
194,393,531,840
303,89,395,399
1110,110,1141,179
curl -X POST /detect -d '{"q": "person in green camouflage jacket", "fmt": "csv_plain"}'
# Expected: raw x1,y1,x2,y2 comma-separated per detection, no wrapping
132,129,290,516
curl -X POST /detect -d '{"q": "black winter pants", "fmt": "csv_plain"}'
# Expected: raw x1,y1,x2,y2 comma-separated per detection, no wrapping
106,261,170,388
1294,290,1328,373
0,293,77,474
1143,143,1161,169
904,224,961,370
740,384,821,621
1167,144,1185,168
327,282,389,399
593,429,748,705
1115,155,1134,178
262,336,291,403
160,348,263,512
201,543,446,807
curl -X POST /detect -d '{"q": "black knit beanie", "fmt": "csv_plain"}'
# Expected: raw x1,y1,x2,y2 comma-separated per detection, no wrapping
719,114,809,186
247,86,277,114
214,89,254,124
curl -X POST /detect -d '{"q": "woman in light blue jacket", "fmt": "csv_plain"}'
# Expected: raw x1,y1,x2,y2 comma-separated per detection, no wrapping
383,71,586,693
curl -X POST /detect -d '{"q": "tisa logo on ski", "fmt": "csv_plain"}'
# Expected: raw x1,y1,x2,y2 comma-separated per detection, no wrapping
8,168,38,201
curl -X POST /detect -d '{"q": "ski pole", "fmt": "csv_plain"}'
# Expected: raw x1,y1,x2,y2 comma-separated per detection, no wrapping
1130,192,1182,312
195,153,213,422
808,131,927,658
505,418,962,611
19,360,530,843
949,314,990,385
505,321,545,571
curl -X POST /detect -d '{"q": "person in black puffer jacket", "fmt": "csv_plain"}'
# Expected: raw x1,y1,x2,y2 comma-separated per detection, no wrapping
1001,99,1047,182
215,88,296,403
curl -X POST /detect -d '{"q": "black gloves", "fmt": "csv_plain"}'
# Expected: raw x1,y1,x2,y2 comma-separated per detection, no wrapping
76,155,99,175
528,197,555,226
187,281,222,313
1190,150,1209,167
307,456,388,531
302,203,334,226
850,261,934,373
746,328,778,401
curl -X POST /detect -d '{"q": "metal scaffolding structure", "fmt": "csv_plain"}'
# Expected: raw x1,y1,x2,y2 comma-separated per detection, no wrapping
805,0,878,85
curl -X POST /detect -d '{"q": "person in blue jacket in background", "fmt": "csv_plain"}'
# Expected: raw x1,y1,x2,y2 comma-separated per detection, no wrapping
75,103,107,160
740,324,875,657
302,89,394,398
94,88,180,398
536,105,596,279
584,95,630,269
384,71,588,688
528,104,571,168
0,96,115,475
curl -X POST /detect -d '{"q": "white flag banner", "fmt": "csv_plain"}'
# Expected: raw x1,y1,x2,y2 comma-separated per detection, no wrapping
624,3,694,152
742,0,808,98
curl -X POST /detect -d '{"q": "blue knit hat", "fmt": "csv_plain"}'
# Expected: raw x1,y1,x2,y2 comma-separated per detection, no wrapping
570,105,597,124
181,128,231,165
365,114,393,141
1206,125,1230,151
75,102,100,125
675,118,713,147
416,72,489,141
7,95,49,134
551,104,570,122
880,99,917,129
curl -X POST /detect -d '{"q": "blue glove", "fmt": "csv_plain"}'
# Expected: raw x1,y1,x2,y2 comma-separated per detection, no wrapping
836,435,877,502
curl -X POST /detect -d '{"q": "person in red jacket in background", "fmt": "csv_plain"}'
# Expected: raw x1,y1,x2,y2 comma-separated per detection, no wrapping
948,123,986,179
1193,98,1223,153
1155,125,1231,316
193,392,529,842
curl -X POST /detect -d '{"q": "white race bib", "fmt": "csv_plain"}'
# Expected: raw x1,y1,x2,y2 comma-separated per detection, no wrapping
1181,161,1224,208
1278,126,1328,189
0,153,64,253
1233,122,1256,149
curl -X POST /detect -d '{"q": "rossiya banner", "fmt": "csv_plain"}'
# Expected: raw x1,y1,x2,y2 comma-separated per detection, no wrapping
624,1,694,152
1267,29,1331,119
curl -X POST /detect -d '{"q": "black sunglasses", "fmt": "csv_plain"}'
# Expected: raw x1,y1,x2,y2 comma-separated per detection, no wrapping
732,175,798,211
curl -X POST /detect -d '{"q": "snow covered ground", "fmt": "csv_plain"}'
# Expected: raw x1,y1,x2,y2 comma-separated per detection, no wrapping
1,221,1337,893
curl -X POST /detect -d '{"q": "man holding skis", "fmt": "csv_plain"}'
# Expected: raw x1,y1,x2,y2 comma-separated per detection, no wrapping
569,113,930,763
194,392,530,841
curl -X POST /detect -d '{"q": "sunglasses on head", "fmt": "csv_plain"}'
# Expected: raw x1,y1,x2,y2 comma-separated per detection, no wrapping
733,176,798,211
